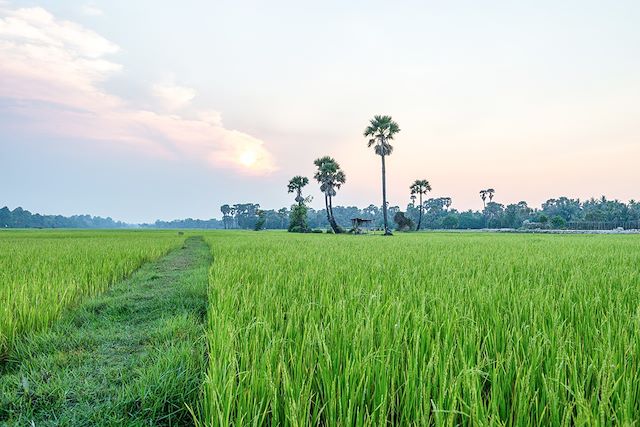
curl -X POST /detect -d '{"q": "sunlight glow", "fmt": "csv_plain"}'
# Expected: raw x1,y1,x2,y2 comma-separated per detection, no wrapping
239,149,258,167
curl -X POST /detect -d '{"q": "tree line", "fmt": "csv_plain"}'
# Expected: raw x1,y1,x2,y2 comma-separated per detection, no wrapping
3,196,639,231
217,196,640,232
0,206,129,229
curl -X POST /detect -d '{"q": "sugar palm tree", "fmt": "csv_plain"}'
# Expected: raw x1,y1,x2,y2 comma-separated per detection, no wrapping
313,156,346,233
364,115,400,236
480,190,488,208
409,179,431,230
287,175,309,206
487,188,495,203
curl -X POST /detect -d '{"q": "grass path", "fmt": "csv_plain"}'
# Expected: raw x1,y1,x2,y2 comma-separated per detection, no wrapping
0,236,211,426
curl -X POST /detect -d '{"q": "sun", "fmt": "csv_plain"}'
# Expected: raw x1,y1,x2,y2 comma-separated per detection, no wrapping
239,149,258,167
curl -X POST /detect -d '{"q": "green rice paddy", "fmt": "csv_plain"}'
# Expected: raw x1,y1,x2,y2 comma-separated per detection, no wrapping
2,230,639,425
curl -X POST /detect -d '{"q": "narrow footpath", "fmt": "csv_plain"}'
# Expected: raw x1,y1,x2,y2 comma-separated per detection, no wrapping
0,236,211,426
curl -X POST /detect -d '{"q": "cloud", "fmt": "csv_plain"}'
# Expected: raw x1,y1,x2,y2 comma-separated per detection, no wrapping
152,81,196,111
81,4,104,16
0,6,276,174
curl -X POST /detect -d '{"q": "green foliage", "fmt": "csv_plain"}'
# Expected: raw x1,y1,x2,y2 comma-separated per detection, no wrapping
200,232,640,425
442,214,458,229
0,206,128,228
288,204,309,233
254,210,266,231
287,176,309,205
393,211,414,231
364,115,400,157
550,215,567,229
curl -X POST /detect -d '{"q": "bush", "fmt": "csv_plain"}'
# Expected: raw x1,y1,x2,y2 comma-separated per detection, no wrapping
393,212,415,231
254,211,266,231
325,228,334,234
311,229,323,233
442,215,458,229
550,215,567,229
288,205,309,233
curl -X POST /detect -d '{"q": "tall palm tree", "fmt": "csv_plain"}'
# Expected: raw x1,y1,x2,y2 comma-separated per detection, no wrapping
480,190,487,208
487,188,495,203
364,115,400,236
313,156,346,233
409,179,431,230
287,176,309,206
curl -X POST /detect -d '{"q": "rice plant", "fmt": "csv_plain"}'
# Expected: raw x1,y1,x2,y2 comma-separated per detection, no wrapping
201,232,640,426
0,230,184,360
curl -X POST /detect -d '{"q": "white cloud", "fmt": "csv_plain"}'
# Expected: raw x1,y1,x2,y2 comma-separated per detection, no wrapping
152,81,196,111
0,6,276,174
81,4,104,16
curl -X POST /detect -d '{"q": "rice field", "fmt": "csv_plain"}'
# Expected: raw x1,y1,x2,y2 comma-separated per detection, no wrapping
1,230,639,425
0,230,184,360
201,232,640,425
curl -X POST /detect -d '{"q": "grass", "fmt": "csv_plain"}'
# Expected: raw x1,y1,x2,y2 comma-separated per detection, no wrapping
1,230,639,425
0,230,184,360
0,236,211,426
200,231,640,426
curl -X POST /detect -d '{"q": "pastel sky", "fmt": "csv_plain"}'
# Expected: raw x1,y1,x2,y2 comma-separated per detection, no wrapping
1,0,638,223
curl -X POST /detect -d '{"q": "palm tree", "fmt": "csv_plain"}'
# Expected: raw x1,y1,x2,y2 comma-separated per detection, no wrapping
480,190,487,208
410,194,416,206
313,156,346,233
220,204,231,229
364,115,400,236
487,188,495,203
409,179,431,230
287,176,309,206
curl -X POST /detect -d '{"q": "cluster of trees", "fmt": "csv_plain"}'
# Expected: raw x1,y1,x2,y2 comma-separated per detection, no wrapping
216,197,640,232
0,206,129,229
399,195,640,230
4,197,639,232
276,115,401,234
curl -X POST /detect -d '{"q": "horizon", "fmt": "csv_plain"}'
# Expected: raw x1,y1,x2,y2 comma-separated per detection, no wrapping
2,1,639,223
2,193,636,225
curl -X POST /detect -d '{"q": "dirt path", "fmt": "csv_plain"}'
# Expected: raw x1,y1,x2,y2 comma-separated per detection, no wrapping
0,236,211,426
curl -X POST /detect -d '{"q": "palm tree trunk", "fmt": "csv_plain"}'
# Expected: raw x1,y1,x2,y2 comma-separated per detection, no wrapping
417,193,423,230
381,154,392,235
324,192,339,233
328,195,342,233
324,192,332,226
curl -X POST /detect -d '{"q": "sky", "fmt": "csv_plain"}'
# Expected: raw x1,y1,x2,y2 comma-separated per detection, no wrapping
1,0,639,223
